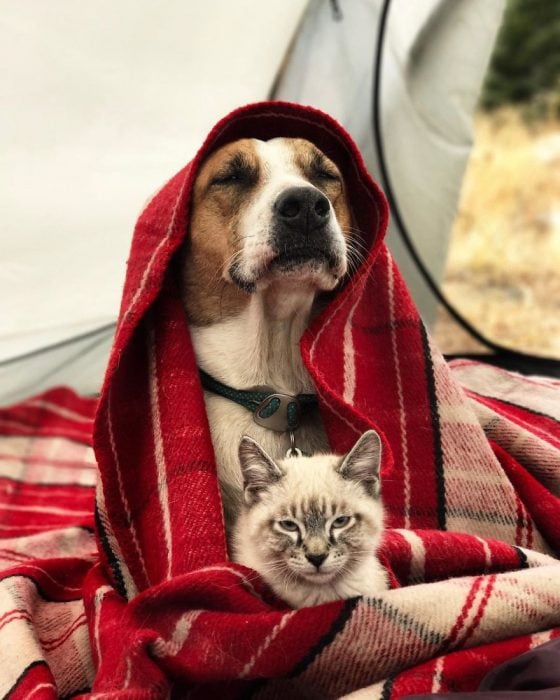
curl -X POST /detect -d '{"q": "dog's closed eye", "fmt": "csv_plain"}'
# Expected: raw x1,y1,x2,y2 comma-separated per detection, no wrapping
309,152,341,183
210,154,258,188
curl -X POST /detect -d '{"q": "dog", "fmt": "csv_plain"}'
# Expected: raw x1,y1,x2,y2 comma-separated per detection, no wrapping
182,137,353,524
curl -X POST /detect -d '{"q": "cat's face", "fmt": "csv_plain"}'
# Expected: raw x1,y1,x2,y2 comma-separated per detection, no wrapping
237,431,384,588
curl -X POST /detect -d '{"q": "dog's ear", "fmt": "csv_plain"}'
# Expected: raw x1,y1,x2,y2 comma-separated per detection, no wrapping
238,436,283,506
337,430,382,497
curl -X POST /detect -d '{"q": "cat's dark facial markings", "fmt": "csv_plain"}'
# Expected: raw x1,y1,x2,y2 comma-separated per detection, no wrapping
233,431,387,607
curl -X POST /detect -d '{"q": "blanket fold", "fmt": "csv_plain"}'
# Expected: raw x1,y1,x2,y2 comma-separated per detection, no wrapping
1,102,560,698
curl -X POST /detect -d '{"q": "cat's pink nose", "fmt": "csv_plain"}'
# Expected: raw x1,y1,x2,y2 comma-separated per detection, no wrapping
306,553,327,569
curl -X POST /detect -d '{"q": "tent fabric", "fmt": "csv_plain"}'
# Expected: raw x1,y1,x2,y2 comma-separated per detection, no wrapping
1,0,506,405
273,0,505,324
1,101,560,697
0,0,308,406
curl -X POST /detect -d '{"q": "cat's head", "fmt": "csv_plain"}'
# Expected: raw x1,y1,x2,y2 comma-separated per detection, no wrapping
237,431,384,587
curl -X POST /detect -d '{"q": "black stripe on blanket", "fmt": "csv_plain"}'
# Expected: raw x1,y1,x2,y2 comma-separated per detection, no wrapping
62,687,91,699
367,597,446,647
380,676,395,700
420,322,446,530
288,597,360,678
94,504,128,599
514,546,529,569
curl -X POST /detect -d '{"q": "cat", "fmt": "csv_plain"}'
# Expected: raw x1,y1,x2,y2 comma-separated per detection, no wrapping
231,430,388,608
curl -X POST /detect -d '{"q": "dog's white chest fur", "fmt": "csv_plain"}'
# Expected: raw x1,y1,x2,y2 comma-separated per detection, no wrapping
183,136,352,526
190,287,329,521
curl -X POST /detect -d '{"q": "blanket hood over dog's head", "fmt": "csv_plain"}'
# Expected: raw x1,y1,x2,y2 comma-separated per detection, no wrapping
93,101,394,595
93,101,540,604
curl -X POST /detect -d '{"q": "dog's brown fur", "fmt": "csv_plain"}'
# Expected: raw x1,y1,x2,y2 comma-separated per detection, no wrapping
181,137,353,524
183,138,351,326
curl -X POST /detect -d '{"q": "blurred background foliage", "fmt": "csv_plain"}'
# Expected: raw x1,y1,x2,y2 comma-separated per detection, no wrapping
481,0,560,117
434,0,560,359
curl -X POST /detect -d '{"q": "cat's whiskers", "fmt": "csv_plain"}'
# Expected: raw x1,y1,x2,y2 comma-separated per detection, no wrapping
232,431,387,608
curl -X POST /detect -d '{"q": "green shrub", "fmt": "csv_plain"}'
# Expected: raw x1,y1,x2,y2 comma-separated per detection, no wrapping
481,0,560,112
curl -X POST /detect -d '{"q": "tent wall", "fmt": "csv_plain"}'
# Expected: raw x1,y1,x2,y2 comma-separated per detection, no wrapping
1,0,504,405
1,0,307,404
274,0,505,325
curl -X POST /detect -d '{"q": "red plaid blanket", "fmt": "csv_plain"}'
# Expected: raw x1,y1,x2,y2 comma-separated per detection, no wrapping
0,388,97,697
2,102,560,698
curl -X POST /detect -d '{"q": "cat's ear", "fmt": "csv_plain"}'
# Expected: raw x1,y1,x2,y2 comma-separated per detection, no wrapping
338,430,382,496
238,436,283,506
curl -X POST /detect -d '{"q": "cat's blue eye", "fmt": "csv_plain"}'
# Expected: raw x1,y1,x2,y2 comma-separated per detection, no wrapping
278,519,299,532
332,516,351,528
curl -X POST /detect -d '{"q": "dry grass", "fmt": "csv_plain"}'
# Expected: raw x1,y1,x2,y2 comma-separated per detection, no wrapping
433,107,560,358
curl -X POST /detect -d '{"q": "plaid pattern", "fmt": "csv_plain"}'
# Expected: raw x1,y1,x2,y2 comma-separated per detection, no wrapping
0,388,97,698
2,103,560,697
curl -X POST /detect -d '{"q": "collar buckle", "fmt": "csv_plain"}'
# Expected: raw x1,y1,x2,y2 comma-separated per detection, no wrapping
253,393,301,433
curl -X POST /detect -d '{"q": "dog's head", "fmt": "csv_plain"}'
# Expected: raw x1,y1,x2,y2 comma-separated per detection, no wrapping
184,137,352,323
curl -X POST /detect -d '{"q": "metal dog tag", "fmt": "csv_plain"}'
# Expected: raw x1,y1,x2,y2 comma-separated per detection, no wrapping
285,430,303,458
253,393,301,433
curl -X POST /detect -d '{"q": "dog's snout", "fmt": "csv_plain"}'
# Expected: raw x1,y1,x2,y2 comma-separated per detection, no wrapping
275,187,330,231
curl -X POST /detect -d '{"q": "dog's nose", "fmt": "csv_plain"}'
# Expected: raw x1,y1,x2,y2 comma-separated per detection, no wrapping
275,187,330,231
306,552,327,569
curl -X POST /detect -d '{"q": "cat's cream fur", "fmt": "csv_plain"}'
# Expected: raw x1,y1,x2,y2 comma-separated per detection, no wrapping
232,431,388,608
